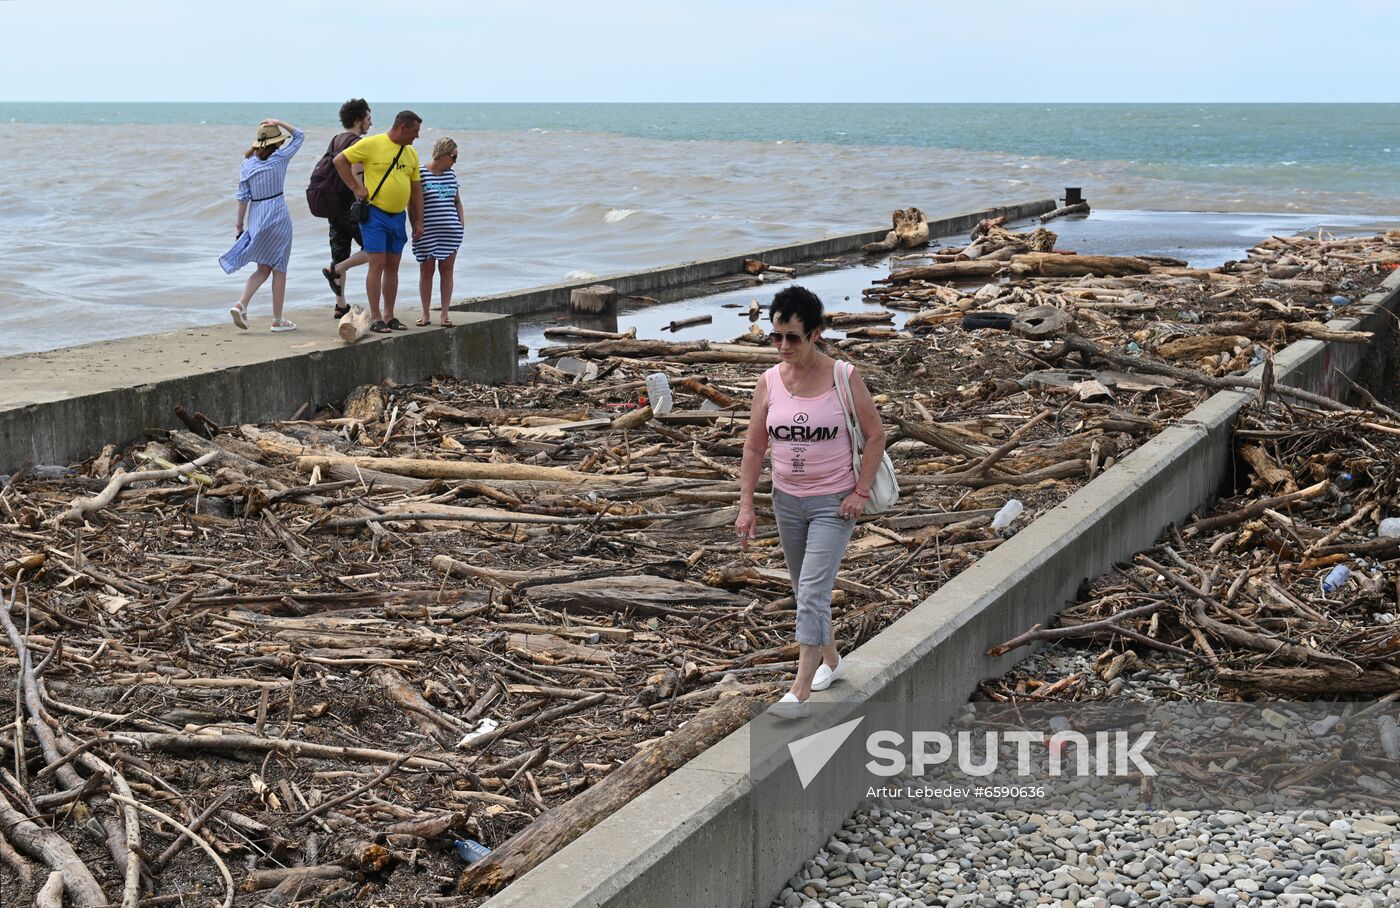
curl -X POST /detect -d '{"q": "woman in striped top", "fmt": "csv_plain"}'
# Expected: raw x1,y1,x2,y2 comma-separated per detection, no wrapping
413,137,465,327
219,119,304,332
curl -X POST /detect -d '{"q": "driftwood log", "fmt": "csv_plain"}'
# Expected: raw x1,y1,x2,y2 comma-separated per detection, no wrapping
1039,201,1091,222
879,260,1003,284
458,695,756,894
338,305,371,343
1010,253,1154,278
861,207,930,253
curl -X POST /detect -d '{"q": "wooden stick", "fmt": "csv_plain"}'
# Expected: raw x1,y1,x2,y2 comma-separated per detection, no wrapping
56,451,218,524
152,792,231,871
1181,479,1330,537
291,753,414,827
116,731,461,771
986,602,1194,659
108,795,234,908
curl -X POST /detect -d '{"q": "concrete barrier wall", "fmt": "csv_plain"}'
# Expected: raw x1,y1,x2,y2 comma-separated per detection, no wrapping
456,200,1058,318
484,270,1400,908
0,314,518,473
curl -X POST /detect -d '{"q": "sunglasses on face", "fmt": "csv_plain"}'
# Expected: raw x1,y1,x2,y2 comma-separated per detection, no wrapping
768,330,811,347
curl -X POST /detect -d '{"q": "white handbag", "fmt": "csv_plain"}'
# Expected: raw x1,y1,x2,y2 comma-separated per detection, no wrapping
832,361,899,514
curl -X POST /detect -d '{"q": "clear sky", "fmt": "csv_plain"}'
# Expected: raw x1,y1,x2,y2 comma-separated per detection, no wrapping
1,0,1394,103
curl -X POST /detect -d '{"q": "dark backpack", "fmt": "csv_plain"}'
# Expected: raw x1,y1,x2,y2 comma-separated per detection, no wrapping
305,132,358,218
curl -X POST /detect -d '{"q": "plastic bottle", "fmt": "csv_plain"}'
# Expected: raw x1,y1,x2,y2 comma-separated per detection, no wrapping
644,372,674,415
1322,565,1350,594
990,499,1024,533
454,838,492,864
1330,295,1350,308
1380,518,1400,538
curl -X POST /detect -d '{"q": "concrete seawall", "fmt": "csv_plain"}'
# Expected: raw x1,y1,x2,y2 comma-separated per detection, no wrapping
481,271,1400,908
0,199,1055,473
455,200,1058,318
0,312,519,474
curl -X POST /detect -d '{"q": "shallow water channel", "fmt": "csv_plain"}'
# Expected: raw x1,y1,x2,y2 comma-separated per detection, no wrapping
514,209,1399,360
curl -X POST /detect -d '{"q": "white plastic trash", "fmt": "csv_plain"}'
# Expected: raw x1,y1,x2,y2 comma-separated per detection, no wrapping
991,499,1024,533
1379,518,1400,538
457,717,499,748
645,372,674,415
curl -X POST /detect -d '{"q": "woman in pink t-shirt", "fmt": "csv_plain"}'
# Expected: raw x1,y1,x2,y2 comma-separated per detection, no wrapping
736,286,887,719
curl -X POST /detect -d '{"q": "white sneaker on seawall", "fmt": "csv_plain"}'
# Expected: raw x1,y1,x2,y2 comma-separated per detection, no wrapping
811,656,846,691
229,303,248,330
769,692,810,720
271,319,298,333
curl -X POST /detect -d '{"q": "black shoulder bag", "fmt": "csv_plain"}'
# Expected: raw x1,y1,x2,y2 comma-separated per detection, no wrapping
352,143,407,224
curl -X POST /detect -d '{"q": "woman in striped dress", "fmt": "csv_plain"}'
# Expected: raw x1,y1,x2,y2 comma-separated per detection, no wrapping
219,119,304,332
413,137,465,327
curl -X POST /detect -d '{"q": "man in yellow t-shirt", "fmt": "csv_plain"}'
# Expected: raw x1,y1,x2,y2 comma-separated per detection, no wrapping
334,110,424,332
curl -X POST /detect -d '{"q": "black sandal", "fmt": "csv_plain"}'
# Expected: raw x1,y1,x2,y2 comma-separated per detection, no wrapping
333,303,351,320
370,320,391,334
322,266,343,297
386,318,408,331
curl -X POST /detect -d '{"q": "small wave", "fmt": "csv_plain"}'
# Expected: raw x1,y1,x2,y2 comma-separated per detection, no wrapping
565,270,598,281
604,208,638,224
1280,161,1297,166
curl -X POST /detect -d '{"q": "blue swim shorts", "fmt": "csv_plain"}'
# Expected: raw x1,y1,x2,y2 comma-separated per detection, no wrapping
362,206,407,255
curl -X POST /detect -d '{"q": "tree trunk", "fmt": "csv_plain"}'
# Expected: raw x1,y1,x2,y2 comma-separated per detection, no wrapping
525,575,749,616
296,455,595,483
1010,253,1153,278
569,284,618,315
1038,201,1091,222
538,339,710,360
879,260,1004,284
458,696,757,895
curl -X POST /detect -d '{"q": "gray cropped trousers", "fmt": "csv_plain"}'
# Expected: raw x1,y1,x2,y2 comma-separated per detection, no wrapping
772,487,856,646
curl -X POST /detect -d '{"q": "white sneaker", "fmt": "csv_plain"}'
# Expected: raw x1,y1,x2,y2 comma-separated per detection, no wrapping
770,692,810,720
229,303,248,330
270,319,298,333
812,656,846,691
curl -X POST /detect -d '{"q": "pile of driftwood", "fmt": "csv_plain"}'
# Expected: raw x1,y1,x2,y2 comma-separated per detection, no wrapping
863,222,1395,379
985,386,1400,702
0,227,1391,905
0,320,1199,904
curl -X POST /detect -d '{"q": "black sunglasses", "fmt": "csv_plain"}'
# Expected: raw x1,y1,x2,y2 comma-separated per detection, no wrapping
768,330,811,347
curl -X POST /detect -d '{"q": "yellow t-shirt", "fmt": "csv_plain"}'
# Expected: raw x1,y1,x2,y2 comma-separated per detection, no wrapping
342,134,421,214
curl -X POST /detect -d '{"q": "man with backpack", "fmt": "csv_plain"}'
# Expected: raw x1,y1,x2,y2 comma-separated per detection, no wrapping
306,98,372,319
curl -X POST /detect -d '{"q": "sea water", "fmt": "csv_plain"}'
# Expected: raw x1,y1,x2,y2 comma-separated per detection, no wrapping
0,102,1396,356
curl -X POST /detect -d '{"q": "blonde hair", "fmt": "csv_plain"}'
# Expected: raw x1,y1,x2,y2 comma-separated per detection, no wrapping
432,137,458,160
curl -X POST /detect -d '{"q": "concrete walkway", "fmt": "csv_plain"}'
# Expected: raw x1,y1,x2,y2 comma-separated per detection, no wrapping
0,305,517,470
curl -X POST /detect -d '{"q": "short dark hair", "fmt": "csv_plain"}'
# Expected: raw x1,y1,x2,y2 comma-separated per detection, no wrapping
393,110,423,129
769,285,825,335
339,98,370,129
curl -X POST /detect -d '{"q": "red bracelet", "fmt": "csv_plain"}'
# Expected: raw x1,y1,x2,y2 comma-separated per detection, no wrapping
853,490,871,499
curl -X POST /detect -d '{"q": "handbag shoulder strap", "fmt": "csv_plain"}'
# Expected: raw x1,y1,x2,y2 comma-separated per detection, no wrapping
833,361,864,451
368,142,407,202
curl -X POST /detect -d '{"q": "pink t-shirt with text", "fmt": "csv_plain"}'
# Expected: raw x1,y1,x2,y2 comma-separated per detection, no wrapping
764,365,856,497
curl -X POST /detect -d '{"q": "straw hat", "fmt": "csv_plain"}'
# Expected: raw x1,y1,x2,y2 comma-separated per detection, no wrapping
253,124,289,148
